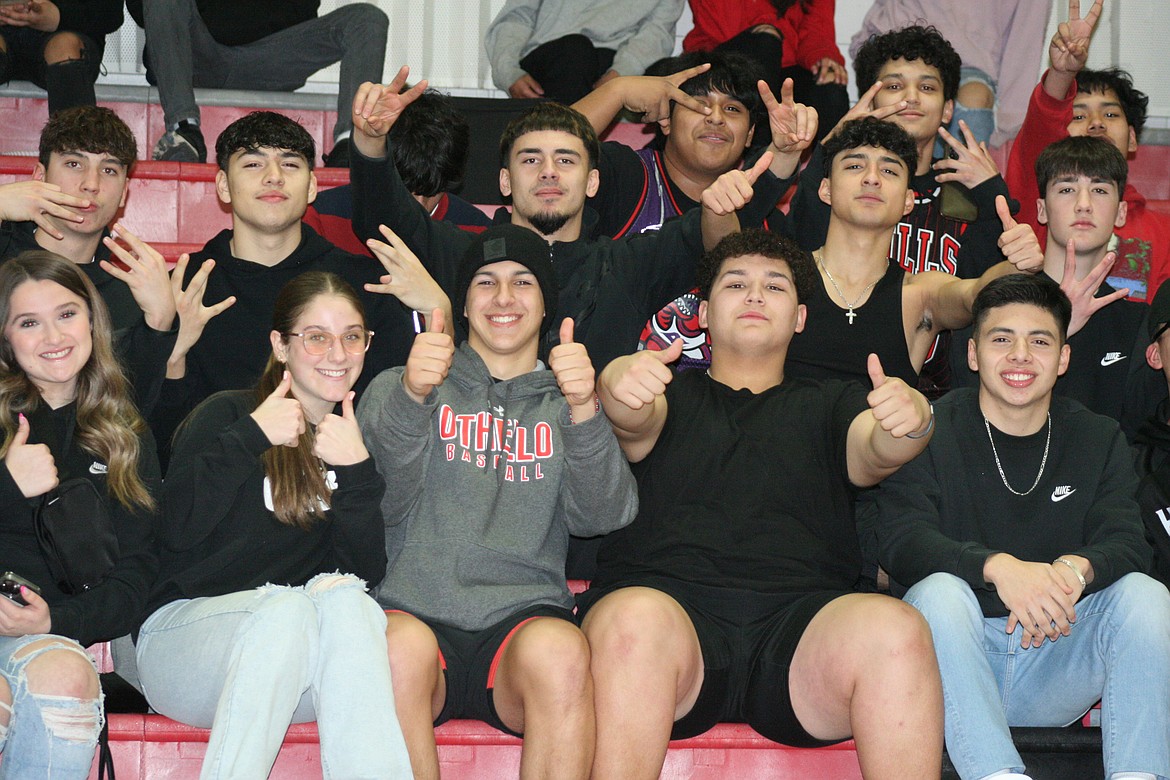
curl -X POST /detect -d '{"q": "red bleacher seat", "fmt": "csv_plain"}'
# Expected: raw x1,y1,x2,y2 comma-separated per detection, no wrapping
90,715,862,780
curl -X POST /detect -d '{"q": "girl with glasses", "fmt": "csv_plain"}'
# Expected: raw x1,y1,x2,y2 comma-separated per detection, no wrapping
134,271,411,779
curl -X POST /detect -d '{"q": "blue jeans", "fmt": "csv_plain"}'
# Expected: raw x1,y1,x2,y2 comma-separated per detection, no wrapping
136,574,411,780
0,634,102,779
905,572,1170,780
935,65,996,158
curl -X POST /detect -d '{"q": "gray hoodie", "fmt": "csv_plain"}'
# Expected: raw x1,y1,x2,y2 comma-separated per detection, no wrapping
359,343,637,630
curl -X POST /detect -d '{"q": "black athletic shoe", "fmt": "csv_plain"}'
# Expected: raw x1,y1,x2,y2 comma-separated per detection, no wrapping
153,120,207,163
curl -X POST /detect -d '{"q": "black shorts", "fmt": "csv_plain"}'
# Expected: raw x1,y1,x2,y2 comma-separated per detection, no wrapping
424,604,576,736
577,576,850,747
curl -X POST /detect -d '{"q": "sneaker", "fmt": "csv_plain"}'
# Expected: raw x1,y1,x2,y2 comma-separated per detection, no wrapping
153,121,206,163
322,138,350,168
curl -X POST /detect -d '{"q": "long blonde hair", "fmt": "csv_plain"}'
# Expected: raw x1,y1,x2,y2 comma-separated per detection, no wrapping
255,272,367,529
0,251,154,511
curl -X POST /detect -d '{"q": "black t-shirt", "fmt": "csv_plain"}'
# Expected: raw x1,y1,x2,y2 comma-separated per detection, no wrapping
593,369,869,594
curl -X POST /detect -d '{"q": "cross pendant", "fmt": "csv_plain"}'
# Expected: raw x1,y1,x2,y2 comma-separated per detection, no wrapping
846,308,857,325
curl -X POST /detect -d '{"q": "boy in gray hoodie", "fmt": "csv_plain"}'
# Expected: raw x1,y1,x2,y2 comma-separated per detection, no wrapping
358,223,637,780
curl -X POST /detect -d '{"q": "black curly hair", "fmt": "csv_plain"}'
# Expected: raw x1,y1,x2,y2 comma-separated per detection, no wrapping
822,117,918,176
852,25,961,102
697,229,817,303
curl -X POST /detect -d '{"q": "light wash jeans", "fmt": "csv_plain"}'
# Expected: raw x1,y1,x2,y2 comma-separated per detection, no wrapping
0,633,102,779
135,573,411,780
905,572,1170,780
936,65,996,158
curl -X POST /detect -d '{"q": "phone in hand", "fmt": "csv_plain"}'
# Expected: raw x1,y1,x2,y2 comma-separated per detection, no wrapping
0,572,41,606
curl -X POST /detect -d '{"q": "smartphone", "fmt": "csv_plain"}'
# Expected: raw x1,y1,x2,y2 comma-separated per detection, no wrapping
940,181,978,223
0,572,41,606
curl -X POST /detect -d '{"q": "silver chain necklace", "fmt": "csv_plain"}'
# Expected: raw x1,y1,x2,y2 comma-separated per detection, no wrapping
983,413,1051,496
816,256,880,325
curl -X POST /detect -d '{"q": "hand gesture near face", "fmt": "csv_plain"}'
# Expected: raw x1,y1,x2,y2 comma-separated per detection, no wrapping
996,196,1044,273
4,413,57,498
549,319,596,421
701,151,773,216
167,256,237,377
251,371,305,448
0,180,88,238
1059,237,1129,336
598,63,713,131
762,79,817,159
313,391,368,466
365,224,451,322
823,80,908,143
100,224,177,331
403,308,454,404
352,67,429,141
933,119,999,189
1050,0,1103,75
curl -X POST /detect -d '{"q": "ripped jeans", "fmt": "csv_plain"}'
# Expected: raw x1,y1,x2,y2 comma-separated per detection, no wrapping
0,634,103,779
135,573,411,780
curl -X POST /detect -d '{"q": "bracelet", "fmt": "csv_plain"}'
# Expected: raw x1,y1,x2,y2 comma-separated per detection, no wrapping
905,403,935,439
1053,557,1087,588
568,393,600,425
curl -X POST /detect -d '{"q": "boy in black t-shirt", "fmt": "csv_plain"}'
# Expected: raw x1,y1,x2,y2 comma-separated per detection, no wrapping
579,229,942,779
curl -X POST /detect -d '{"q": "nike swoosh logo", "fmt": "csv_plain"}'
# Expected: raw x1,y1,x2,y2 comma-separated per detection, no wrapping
1051,488,1076,502
1100,355,1127,366
89,462,108,474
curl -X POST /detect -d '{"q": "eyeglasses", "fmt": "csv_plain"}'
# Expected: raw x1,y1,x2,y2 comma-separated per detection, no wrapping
285,328,374,356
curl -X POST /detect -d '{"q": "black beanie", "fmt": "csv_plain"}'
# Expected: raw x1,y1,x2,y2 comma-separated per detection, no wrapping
455,224,558,337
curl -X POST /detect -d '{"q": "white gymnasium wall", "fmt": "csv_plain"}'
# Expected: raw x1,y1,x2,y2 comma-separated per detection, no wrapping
98,0,1170,130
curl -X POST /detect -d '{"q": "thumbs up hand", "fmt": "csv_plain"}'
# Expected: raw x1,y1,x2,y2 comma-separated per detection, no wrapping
701,151,774,216
314,391,370,466
4,413,57,497
403,307,455,403
549,318,597,419
865,354,932,438
251,371,306,447
601,337,684,411
996,195,1044,273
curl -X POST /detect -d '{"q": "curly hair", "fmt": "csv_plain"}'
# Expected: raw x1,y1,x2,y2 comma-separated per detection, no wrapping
852,25,961,102
254,272,367,529
1077,68,1149,142
0,251,153,511
822,117,918,176
216,111,316,171
39,106,137,170
697,229,817,303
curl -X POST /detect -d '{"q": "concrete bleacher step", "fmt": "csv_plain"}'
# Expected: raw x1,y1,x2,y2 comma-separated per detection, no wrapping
88,715,864,780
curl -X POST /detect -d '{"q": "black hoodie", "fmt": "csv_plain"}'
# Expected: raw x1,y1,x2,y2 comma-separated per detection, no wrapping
1133,398,1170,587
151,225,415,450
